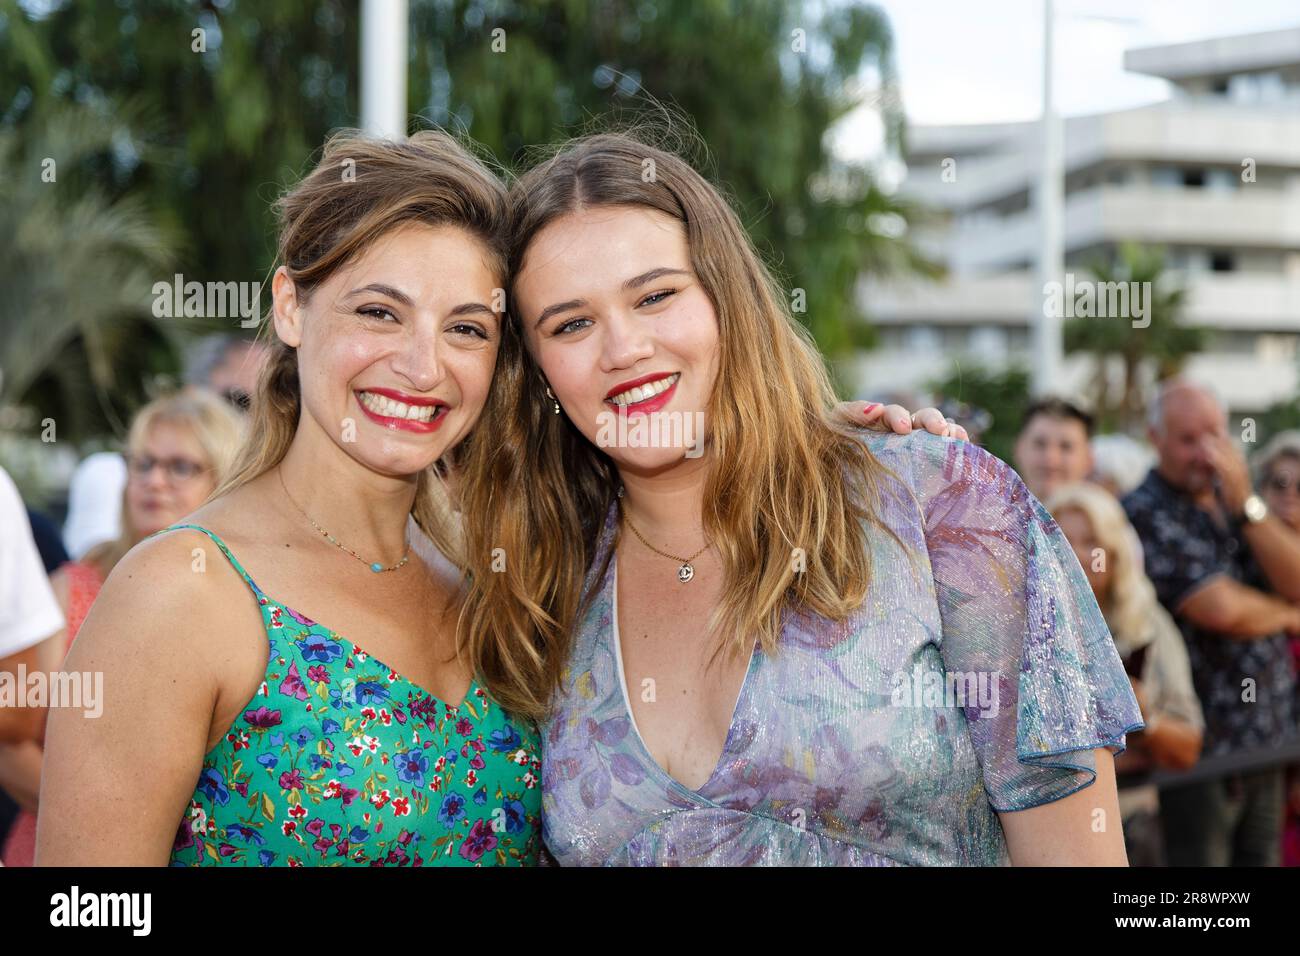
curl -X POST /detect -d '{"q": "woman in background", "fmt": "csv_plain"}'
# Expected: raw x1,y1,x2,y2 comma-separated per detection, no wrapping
1046,481,1203,866
0,388,243,866
1250,431,1300,866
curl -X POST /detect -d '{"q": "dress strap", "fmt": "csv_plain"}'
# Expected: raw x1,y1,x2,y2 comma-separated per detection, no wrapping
154,523,263,597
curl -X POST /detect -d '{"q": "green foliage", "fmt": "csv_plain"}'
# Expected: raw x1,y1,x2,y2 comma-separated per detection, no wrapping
414,0,938,366
1258,394,1300,443
0,0,937,449
1063,242,1206,434
1,0,360,283
924,362,1031,464
0,101,179,443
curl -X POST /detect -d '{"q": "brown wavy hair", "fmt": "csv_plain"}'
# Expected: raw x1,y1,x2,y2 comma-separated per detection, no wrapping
212,129,509,562
457,129,911,720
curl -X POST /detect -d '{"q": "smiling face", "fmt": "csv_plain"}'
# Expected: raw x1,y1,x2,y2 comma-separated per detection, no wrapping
1014,414,1092,502
513,205,719,474
273,222,501,479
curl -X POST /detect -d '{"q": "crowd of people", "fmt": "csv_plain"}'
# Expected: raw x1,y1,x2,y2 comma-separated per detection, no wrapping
0,126,1295,867
1010,388,1300,866
0,337,259,865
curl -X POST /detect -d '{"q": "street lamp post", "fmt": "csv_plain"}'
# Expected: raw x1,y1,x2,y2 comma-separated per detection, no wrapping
361,0,408,140
1032,3,1142,398
1033,0,1064,397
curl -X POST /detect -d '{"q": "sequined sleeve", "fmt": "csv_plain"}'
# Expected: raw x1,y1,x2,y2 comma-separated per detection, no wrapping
880,432,1145,813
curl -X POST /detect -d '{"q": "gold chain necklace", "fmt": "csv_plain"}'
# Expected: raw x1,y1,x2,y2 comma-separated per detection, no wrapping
617,486,710,583
278,466,410,573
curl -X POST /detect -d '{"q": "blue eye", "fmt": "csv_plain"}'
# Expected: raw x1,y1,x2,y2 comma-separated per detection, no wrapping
638,290,676,307
554,317,593,336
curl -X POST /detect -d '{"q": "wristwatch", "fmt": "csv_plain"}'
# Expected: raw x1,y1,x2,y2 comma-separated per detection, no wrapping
1242,494,1268,524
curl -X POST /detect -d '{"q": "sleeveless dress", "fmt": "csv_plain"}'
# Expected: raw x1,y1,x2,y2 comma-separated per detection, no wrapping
541,431,1144,865
1,560,103,867
163,525,542,866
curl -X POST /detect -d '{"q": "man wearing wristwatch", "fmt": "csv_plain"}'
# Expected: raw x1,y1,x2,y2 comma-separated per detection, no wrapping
1123,379,1300,867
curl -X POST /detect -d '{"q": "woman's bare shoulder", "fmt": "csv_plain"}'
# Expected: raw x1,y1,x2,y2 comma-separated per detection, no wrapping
75,491,271,664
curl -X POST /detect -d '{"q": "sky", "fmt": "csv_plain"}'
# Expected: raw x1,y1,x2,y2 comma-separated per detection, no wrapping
830,0,1300,162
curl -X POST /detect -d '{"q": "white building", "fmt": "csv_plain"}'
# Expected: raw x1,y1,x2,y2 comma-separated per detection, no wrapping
857,27,1300,421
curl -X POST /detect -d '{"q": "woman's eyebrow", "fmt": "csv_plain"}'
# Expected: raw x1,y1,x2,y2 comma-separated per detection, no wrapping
347,283,414,305
531,268,690,328
533,298,586,329
451,302,496,317
623,267,690,290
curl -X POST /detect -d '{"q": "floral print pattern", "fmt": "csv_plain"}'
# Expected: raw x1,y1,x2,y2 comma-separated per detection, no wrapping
165,525,542,867
541,432,1144,866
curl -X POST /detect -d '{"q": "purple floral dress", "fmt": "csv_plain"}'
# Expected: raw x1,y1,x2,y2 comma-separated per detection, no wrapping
540,431,1144,865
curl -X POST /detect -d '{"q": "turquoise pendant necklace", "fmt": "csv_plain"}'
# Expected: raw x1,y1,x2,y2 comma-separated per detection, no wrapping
278,466,410,573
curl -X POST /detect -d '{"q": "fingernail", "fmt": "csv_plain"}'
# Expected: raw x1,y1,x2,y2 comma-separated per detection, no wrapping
863,403,880,414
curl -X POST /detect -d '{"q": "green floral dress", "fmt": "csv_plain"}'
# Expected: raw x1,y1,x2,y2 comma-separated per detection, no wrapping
164,525,542,867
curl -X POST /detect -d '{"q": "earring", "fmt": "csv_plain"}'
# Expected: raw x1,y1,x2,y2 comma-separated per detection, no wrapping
545,386,560,415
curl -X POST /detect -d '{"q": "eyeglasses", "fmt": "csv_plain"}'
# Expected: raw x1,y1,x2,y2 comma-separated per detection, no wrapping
221,387,251,411
1266,474,1299,495
127,454,209,483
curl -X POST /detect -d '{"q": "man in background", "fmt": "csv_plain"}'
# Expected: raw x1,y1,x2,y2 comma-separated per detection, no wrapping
1123,379,1300,866
1013,397,1095,504
183,333,269,412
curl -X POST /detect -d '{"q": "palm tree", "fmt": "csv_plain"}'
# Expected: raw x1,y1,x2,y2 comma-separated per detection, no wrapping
0,103,181,444
1064,242,1206,433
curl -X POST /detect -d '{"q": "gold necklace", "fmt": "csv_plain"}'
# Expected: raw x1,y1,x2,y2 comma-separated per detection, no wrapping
278,467,410,573
617,487,710,583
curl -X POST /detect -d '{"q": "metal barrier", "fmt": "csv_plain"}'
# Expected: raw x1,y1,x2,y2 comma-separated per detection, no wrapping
1118,737,1300,789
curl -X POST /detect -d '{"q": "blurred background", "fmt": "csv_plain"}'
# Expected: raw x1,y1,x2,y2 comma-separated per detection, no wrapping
0,0,1296,491
3,0,1300,870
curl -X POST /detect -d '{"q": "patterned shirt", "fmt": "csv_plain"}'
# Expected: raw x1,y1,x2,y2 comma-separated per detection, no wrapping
162,525,542,867
1122,469,1295,756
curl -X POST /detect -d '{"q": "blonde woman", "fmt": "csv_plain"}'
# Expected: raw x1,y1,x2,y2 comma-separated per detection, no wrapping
1249,431,1300,867
1046,482,1204,866
459,131,1145,866
1,389,243,866
1253,431,1300,534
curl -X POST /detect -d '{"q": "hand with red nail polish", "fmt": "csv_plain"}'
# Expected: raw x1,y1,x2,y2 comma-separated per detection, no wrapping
833,401,969,442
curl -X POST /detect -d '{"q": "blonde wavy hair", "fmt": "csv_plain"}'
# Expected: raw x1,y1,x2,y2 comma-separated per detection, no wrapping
1044,481,1154,651
211,129,510,564
86,388,245,578
1251,429,1300,485
456,130,910,720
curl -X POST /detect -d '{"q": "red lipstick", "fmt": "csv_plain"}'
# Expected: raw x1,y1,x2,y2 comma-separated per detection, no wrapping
355,388,449,433
603,372,679,417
